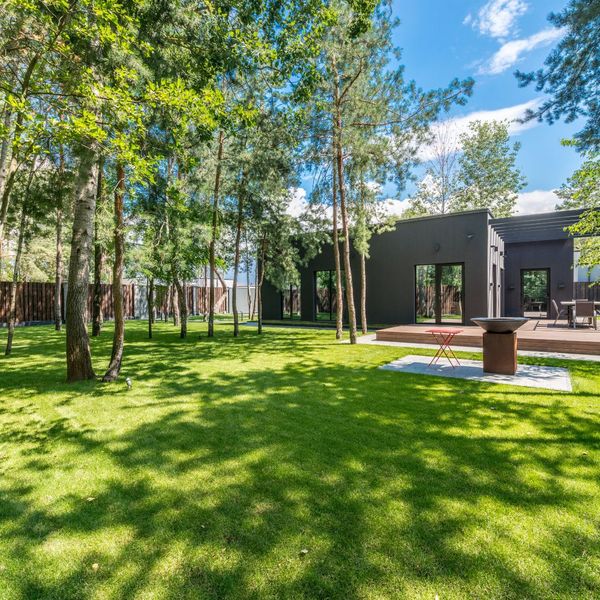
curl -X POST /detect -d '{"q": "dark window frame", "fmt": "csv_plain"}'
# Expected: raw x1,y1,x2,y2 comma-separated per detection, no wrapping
414,262,465,325
313,270,345,322
281,284,301,320
520,267,551,318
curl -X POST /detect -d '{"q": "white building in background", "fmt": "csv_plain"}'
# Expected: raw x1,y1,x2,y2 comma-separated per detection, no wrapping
132,278,256,320
226,284,257,317
574,242,600,283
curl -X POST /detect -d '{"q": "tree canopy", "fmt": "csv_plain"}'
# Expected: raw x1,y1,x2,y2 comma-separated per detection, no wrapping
515,0,600,152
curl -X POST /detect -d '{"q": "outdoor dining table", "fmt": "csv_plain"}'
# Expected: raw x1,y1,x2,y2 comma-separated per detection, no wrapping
425,327,463,368
561,300,600,328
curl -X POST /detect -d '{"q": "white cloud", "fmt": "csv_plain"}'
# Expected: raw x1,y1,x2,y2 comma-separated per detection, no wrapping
418,99,541,161
287,187,410,223
365,181,382,194
479,28,565,75
381,198,409,219
515,190,559,215
286,187,308,218
466,0,528,40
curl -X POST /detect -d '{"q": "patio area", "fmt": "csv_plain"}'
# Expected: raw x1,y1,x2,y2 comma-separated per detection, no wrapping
380,354,572,391
375,319,600,355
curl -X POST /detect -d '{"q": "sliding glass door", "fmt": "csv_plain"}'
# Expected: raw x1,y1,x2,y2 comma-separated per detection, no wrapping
282,284,301,319
314,270,345,321
415,263,464,324
521,268,549,318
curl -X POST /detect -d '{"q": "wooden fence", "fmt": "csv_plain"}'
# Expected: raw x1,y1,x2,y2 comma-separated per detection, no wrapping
0,281,228,325
86,283,136,321
415,285,462,319
574,282,600,301
151,285,227,319
0,281,59,324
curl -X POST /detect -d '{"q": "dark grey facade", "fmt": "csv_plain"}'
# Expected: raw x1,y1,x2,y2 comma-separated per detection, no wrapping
491,210,582,318
262,208,584,326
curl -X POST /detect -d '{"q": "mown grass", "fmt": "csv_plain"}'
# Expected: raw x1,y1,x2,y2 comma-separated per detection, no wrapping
0,320,599,599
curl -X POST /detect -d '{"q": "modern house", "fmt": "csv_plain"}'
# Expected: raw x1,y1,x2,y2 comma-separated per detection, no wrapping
261,208,590,326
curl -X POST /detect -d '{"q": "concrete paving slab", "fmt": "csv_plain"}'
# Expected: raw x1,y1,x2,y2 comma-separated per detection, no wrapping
380,354,572,391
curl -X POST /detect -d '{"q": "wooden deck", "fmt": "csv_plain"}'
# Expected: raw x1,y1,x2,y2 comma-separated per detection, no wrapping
375,320,600,355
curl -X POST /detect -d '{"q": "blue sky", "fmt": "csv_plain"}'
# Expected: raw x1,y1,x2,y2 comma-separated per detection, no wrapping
293,0,582,217
389,0,582,213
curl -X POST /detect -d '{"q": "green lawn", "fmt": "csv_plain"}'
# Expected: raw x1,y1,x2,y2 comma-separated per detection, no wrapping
0,321,599,599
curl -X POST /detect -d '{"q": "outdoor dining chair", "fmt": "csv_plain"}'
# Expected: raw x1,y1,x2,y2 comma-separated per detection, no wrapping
551,298,569,326
574,300,598,329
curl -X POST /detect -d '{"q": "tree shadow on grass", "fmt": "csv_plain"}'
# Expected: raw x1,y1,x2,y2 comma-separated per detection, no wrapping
1,344,599,598
0,324,332,399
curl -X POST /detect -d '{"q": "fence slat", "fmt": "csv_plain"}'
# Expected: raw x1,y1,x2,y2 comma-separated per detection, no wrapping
0,281,232,324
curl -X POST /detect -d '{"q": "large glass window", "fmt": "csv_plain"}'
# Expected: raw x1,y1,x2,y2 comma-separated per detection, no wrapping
415,263,464,324
314,270,345,321
415,265,436,323
521,269,549,318
282,284,301,319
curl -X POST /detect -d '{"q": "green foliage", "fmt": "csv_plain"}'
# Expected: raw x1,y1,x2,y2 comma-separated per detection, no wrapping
451,120,526,217
515,0,600,151
561,150,600,274
404,169,458,218
556,149,600,210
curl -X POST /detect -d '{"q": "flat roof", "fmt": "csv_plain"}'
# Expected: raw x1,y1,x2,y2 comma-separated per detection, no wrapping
387,207,588,243
398,208,492,225
490,209,584,243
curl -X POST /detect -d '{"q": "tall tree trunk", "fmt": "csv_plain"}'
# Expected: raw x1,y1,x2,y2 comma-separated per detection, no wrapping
103,162,125,382
208,129,224,337
54,148,65,332
359,179,368,336
171,284,180,326
54,143,66,331
212,268,228,313
92,158,104,336
54,202,63,330
232,195,243,337
252,261,258,321
360,252,367,335
174,277,187,338
257,240,265,335
0,49,42,247
5,208,27,356
0,109,12,200
244,234,253,320
6,161,36,355
203,264,208,320
0,157,18,281
147,277,154,339
0,106,30,248
0,139,19,246
66,143,99,382
333,87,357,344
332,138,344,340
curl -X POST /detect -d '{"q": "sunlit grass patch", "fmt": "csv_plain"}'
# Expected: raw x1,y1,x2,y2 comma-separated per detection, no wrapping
0,321,599,599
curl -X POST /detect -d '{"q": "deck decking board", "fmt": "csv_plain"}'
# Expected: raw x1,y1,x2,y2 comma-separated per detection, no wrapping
375,323,600,355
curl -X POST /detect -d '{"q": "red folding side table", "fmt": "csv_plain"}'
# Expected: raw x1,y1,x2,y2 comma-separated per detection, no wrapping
425,328,463,368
